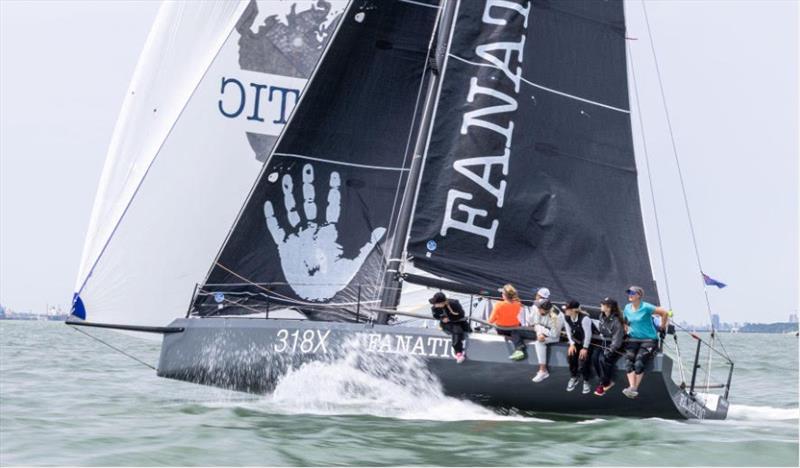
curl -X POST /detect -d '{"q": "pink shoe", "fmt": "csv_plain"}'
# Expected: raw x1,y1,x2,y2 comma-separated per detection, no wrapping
455,352,466,364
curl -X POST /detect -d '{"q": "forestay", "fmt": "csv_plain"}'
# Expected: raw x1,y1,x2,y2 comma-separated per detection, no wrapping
407,0,659,305
72,1,346,326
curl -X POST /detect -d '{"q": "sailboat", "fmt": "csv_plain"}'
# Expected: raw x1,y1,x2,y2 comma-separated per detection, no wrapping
68,0,732,420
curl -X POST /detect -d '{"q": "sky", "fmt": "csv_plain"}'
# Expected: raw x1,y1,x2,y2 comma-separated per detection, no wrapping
0,0,797,325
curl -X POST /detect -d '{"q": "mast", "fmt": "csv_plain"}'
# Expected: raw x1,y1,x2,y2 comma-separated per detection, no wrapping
404,0,658,306
376,0,458,324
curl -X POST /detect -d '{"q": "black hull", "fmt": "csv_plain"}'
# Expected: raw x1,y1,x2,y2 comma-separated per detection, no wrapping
157,318,728,420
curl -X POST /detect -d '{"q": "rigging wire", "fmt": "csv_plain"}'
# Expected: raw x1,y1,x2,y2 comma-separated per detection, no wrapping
628,35,689,386
639,1,731,363
69,325,156,371
639,2,714,322
627,5,683,383
627,41,672,308
212,262,383,308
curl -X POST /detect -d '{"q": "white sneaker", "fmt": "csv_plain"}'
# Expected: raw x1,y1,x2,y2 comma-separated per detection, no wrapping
566,377,578,392
532,371,550,383
622,387,639,399
582,382,592,394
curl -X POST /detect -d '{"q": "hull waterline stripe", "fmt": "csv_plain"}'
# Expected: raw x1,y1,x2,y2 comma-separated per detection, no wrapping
273,153,410,172
448,54,631,114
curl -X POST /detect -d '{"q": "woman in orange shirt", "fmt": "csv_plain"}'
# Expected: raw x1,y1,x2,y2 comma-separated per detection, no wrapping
489,284,525,359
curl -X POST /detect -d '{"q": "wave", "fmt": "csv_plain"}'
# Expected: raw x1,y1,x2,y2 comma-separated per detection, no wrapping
260,348,550,423
575,418,607,425
727,404,799,421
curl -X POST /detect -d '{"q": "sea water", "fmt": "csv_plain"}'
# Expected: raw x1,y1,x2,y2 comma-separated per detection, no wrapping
1,321,797,466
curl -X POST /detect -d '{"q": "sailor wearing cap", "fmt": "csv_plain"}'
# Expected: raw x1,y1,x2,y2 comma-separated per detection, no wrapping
525,296,565,383
429,292,470,364
621,286,671,399
563,300,594,394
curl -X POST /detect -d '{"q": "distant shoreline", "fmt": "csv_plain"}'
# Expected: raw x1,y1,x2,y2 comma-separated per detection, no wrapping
0,315,69,322
1,316,797,334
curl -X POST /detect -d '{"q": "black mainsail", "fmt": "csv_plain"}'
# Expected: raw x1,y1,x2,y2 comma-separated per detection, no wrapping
407,0,658,305
196,0,440,320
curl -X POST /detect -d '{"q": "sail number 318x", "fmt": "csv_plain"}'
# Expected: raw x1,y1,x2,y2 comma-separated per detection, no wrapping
273,329,330,353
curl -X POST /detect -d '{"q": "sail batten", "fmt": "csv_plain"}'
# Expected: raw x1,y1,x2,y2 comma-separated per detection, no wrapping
448,53,632,114
75,0,659,326
197,1,355,293
407,0,658,305
196,0,441,321
75,1,249,294
73,1,350,326
273,153,411,172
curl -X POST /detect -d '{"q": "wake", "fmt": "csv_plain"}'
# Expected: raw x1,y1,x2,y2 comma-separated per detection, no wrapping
261,348,549,422
727,404,799,421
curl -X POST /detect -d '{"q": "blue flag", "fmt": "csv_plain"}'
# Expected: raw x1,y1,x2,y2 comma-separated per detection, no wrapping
702,273,727,288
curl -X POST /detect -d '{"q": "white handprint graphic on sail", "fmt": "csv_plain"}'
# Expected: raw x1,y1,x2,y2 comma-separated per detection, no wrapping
263,163,386,301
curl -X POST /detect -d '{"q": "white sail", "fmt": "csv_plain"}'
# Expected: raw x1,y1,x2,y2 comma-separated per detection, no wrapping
73,0,347,326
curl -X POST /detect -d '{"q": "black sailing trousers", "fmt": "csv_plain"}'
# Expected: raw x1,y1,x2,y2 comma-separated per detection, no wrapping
442,321,469,354
624,340,658,375
591,348,621,387
567,344,592,380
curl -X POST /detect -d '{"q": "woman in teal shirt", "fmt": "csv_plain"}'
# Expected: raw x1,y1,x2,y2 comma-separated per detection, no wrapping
621,285,670,399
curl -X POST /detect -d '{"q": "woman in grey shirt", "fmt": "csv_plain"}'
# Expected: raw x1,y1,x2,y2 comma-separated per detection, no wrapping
526,298,565,383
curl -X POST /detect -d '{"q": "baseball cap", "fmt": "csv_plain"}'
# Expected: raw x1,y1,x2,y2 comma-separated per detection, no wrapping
600,296,617,306
626,286,644,297
536,287,551,299
428,292,447,304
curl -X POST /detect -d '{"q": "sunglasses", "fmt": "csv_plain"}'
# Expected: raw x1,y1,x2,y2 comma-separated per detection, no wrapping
626,290,640,296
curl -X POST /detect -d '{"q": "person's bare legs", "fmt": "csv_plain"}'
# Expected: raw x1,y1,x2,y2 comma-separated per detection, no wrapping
633,373,644,390
627,371,636,389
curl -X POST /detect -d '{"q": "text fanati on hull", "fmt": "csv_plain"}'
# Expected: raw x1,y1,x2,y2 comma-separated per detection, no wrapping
67,0,734,420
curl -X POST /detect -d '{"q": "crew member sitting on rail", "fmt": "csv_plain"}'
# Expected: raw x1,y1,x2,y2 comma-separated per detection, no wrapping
621,286,670,399
592,297,625,396
429,292,471,364
488,284,523,360
526,297,565,383
533,287,551,306
563,300,594,394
